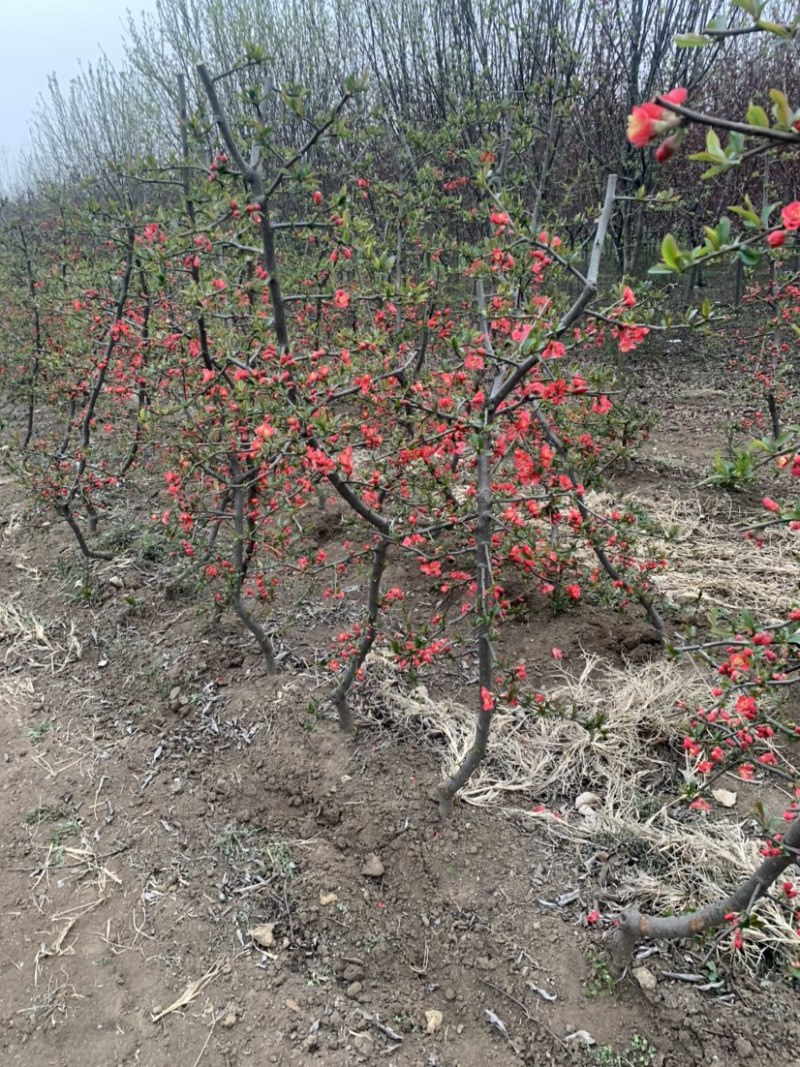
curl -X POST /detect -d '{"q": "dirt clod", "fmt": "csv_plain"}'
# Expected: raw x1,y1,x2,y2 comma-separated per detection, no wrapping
361,853,384,878
633,966,658,992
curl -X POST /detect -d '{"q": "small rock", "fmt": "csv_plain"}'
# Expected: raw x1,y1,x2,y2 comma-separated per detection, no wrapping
425,1010,443,1034
220,1010,238,1029
319,891,338,906
285,998,301,1013
565,1030,596,1047
632,966,658,992
345,981,363,999
251,923,276,948
712,788,737,808
443,987,456,1002
362,854,384,878
342,964,364,983
302,1033,319,1053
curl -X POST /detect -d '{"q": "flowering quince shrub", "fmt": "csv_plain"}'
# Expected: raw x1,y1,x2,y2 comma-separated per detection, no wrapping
612,3,800,966
0,61,673,816
5,7,799,979
0,201,159,560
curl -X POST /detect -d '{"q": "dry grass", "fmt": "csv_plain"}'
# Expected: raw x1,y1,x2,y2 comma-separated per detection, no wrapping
0,592,82,672
360,649,800,968
366,651,702,806
586,488,799,618
0,672,34,713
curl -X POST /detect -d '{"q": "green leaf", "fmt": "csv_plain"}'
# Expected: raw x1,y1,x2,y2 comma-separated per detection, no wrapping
738,247,760,267
729,205,761,226
701,164,732,179
729,133,746,158
675,33,712,47
703,225,720,250
688,151,728,163
661,233,681,270
732,0,761,16
770,88,791,128
757,18,792,37
761,200,780,228
705,129,725,160
746,103,770,128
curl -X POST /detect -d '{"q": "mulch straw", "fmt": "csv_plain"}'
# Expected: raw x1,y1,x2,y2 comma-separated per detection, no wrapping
586,488,799,617
360,636,800,967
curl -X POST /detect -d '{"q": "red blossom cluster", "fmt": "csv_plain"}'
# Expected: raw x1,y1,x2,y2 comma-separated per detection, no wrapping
626,88,687,154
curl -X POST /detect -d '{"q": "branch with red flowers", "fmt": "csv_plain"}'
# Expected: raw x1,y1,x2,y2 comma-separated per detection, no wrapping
657,97,800,146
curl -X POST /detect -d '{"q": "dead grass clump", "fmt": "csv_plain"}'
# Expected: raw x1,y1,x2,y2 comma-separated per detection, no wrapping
586,489,798,617
0,592,82,671
363,651,700,808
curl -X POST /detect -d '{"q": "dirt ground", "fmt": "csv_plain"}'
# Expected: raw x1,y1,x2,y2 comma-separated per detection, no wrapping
2,345,800,1067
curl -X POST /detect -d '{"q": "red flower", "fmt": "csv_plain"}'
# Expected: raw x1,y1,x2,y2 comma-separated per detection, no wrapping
542,340,566,359
622,286,636,307
762,496,781,513
767,230,787,248
333,289,350,309
490,211,512,231
627,102,665,148
781,201,800,231
618,324,649,353
661,87,688,107
313,190,323,205
480,687,495,712
627,88,687,148
654,134,680,164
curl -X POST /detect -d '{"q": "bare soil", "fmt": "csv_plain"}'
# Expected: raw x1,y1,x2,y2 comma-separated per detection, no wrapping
1,348,800,1067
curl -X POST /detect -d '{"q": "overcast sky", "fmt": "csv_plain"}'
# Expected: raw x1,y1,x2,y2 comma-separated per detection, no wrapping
1,0,158,177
